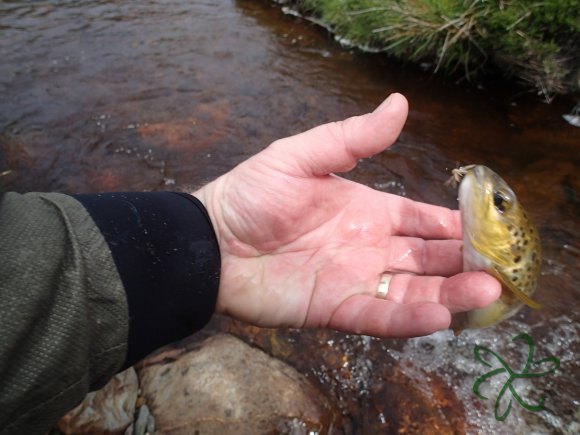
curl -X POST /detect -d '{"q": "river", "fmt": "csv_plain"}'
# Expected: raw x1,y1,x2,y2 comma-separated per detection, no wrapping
1,1,578,433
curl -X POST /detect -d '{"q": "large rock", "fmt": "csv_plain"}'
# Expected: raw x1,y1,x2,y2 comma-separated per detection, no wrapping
58,368,138,435
138,333,337,434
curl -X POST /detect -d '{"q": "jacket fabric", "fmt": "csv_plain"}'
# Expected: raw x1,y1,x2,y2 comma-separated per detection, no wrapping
0,191,220,434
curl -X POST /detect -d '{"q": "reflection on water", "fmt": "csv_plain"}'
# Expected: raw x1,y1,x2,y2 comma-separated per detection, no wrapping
1,0,578,433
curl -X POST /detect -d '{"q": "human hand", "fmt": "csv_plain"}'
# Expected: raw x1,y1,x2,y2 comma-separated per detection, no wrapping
193,93,500,338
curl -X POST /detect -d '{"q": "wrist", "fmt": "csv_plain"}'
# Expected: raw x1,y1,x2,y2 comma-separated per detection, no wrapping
192,179,228,315
192,179,222,248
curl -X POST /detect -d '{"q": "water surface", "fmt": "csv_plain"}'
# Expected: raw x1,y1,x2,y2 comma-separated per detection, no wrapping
1,1,578,433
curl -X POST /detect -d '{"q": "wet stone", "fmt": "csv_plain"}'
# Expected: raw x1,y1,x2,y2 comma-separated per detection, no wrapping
58,368,138,435
133,404,155,435
2,1,578,432
137,333,337,435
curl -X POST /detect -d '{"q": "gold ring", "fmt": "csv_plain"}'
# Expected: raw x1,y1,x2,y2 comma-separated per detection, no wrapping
376,273,393,299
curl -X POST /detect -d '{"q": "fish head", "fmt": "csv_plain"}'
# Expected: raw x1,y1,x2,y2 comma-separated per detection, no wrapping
457,165,542,309
459,165,519,252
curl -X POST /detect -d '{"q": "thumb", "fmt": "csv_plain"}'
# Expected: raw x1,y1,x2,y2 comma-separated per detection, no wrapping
267,93,409,177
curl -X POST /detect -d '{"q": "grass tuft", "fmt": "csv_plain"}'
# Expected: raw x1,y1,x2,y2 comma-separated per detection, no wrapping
292,0,580,99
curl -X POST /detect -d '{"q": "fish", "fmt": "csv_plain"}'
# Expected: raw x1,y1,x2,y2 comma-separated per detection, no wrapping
449,165,542,333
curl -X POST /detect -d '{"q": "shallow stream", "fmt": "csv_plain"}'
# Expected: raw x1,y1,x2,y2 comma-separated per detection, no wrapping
1,1,578,433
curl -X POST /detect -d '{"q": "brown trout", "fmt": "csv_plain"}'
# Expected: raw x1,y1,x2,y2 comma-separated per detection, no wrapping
450,165,542,333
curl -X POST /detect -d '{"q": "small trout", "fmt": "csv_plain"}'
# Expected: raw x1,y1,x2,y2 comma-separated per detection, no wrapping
450,165,542,333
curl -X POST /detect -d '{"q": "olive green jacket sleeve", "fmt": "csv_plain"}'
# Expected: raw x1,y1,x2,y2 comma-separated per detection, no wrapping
0,192,128,435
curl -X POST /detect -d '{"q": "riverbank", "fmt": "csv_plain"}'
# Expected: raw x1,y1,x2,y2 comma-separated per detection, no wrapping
280,0,579,101
4,1,579,433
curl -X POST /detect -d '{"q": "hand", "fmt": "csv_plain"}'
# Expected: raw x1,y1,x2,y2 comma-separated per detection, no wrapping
193,93,500,338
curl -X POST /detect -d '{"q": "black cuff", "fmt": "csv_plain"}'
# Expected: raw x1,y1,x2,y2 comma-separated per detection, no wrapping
74,192,220,368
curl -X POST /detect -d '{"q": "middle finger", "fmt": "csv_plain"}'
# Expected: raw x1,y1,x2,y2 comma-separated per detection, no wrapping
384,236,463,277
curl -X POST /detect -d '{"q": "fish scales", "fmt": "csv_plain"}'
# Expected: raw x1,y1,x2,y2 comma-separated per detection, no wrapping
450,165,542,333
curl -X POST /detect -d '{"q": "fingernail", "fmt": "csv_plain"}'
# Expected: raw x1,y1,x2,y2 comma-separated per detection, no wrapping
374,93,397,113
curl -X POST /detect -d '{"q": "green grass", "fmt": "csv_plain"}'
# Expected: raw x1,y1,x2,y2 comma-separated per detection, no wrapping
291,0,579,100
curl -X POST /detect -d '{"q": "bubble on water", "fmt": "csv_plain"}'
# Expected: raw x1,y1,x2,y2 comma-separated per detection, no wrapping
385,317,580,433
373,180,407,197
361,335,371,353
568,421,580,434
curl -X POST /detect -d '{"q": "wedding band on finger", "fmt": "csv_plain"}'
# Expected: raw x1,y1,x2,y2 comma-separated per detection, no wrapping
376,273,393,299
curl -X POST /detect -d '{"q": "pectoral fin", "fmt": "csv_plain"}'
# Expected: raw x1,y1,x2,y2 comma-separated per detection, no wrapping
492,268,543,309
470,236,511,266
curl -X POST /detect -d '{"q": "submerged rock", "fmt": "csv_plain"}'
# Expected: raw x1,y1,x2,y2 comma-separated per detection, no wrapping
138,333,337,434
58,368,138,435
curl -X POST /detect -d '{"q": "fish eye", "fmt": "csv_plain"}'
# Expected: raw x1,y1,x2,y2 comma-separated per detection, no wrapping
493,190,511,213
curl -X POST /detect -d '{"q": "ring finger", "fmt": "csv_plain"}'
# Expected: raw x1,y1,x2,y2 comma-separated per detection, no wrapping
375,271,500,313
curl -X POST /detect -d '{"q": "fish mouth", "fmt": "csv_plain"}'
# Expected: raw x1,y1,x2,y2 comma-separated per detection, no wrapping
471,165,498,198
471,165,487,184
459,165,488,201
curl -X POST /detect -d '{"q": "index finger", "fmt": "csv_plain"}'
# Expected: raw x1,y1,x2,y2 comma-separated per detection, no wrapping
386,195,462,240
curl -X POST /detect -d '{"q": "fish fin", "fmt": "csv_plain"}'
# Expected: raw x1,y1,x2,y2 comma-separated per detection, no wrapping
452,326,463,336
450,312,467,335
492,268,543,309
470,235,511,266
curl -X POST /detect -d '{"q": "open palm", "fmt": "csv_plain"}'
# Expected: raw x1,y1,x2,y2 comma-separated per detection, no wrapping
194,94,500,338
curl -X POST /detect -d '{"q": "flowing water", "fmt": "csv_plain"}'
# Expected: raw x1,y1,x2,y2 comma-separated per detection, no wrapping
1,1,578,433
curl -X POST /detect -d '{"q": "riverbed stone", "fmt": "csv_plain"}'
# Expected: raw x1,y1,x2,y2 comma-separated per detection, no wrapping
138,333,336,434
58,367,139,434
